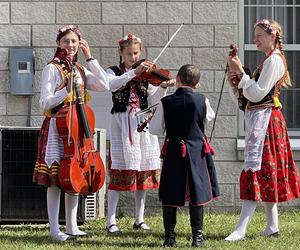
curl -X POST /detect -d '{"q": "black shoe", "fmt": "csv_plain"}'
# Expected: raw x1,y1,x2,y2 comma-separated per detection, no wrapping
266,231,280,237
191,232,205,247
133,222,150,230
163,237,176,248
106,224,121,234
65,232,89,237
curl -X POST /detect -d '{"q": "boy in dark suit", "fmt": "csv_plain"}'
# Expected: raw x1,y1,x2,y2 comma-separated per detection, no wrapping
150,64,219,247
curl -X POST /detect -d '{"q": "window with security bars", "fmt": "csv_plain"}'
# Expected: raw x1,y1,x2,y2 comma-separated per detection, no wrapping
243,0,300,134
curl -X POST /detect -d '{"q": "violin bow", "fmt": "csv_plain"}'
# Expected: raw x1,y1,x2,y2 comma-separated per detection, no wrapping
209,63,229,143
135,103,159,117
153,23,184,64
136,24,183,116
209,44,239,142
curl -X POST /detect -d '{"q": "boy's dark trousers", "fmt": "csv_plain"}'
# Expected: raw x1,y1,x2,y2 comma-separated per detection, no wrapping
163,205,204,247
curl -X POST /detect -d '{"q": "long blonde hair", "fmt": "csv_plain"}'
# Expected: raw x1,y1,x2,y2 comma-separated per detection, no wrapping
269,20,292,88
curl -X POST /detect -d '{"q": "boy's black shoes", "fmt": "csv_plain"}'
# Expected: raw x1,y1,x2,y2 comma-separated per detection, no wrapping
163,237,176,248
191,231,205,247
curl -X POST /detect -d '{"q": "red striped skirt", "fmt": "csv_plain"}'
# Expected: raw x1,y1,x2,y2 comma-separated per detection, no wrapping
32,117,60,187
240,108,300,202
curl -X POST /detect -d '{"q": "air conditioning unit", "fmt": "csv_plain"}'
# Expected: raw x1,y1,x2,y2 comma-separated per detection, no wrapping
0,126,106,223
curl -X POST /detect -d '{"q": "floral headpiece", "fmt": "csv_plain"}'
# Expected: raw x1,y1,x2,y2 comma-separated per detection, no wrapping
254,19,277,34
56,25,82,42
118,33,142,46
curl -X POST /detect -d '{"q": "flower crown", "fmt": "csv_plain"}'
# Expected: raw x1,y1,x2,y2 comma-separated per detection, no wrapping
56,25,82,41
254,19,277,34
118,33,142,46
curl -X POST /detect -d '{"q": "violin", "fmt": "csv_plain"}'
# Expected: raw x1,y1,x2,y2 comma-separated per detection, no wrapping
137,108,156,133
132,59,172,86
228,44,251,111
130,24,183,86
56,66,105,195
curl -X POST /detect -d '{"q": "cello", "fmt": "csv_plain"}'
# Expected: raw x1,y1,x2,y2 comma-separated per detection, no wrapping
56,65,105,195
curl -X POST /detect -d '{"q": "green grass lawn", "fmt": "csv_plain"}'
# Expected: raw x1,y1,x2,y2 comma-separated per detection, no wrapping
0,210,299,250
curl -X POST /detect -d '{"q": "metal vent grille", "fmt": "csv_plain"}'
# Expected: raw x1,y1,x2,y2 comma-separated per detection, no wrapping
85,193,97,220
0,127,86,222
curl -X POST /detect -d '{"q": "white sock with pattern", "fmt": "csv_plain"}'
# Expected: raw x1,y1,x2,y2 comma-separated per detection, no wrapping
134,190,150,229
262,202,279,236
65,193,87,236
107,190,120,232
225,200,257,241
47,187,69,241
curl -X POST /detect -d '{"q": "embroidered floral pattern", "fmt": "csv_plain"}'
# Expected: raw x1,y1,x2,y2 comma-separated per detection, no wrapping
254,19,277,34
240,108,300,202
108,169,160,191
57,25,82,37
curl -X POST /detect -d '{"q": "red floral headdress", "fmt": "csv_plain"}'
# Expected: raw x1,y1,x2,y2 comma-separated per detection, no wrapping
254,19,277,34
56,25,82,42
118,33,142,46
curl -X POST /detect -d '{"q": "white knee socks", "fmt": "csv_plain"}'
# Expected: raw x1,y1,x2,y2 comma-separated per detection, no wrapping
106,190,149,231
134,190,146,224
225,200,257,241
65,193,87,236
262,202,279,235
47,187,69,241
134,190,150,229
107,190,120,232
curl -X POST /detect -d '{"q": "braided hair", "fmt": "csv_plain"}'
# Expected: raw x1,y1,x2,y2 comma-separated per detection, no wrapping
269,20,292,87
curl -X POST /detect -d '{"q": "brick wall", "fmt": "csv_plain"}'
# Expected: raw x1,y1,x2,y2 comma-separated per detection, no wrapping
1,0,298,216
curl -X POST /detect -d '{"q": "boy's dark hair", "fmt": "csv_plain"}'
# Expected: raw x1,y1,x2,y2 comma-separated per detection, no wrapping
177,64,200,87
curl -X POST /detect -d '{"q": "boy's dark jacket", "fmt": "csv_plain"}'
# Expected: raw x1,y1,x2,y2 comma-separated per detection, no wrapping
160,87,220,206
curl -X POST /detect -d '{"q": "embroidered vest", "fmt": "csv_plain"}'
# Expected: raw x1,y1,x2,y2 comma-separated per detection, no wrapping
246,53,287,110
109,65,148,114
49,61,87,114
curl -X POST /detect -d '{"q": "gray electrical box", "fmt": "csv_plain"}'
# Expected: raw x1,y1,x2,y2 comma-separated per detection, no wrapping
9,48,35,95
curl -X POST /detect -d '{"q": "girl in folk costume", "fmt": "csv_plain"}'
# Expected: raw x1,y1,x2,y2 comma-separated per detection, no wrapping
150,65,219,247
106,33,174,233
225,19,300,241
33,25,110,241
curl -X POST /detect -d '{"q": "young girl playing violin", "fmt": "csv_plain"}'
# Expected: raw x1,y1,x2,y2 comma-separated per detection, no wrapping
225,19,300,241
32,26,149,241
105,33,174,233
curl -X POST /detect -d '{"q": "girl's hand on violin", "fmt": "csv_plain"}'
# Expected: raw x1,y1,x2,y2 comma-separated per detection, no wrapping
227,56,244,74
134,60,154,75
160,79,176,89
227,71,240,88
79,38,92,60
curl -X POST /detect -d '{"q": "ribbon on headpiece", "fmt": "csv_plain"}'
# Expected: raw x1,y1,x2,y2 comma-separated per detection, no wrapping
118,33,142,46
56,25,82,42
254,19,277,34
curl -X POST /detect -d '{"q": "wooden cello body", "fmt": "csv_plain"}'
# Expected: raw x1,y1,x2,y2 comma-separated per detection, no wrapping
56,81,105,195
